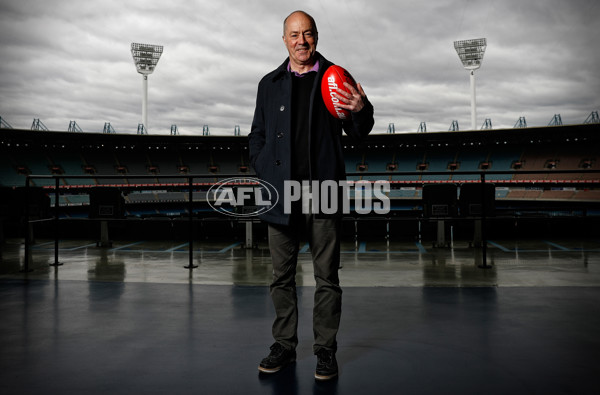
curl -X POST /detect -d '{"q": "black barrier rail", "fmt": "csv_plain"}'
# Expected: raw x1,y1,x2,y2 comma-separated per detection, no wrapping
21,170,600,273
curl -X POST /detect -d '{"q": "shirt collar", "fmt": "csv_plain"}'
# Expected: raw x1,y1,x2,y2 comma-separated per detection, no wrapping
287,60,319,77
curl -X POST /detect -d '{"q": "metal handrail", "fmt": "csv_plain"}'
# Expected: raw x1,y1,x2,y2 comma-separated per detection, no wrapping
22,169,600,273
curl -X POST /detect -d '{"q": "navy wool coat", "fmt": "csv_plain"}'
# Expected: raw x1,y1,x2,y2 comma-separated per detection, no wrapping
248,52,375,225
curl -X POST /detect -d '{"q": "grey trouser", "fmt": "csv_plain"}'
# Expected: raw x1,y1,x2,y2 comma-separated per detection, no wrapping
267,215,342,354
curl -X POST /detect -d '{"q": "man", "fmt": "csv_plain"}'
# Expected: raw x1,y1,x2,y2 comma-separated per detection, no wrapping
248,10,374,381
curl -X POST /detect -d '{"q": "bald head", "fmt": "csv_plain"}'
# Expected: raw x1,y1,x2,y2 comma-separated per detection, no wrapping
283,10,318,37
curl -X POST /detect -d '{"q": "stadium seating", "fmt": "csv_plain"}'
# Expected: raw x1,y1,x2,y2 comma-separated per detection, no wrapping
451,151,486,181
389,151,423,182
1,126,598,211
419,151,451,181
487,147,519,180
1,143,594,188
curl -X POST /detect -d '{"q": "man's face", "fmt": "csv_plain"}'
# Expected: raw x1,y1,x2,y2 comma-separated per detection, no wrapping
283,12,318,68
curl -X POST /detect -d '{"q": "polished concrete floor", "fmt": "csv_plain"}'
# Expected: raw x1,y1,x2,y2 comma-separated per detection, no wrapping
1,237,600,394
2,238,600,287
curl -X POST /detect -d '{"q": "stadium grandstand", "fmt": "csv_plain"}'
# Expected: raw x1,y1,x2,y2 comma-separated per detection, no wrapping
1,121,599,244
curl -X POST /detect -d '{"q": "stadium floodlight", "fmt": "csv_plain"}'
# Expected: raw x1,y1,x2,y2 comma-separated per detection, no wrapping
131,43,163,133
454,38,487,130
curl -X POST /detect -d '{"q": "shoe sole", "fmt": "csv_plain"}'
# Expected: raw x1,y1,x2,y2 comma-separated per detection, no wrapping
315,372,338,381
258,365,281,374
258,360,295,374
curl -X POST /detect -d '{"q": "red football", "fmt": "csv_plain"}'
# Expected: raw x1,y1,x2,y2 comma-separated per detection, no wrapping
321,65,357,120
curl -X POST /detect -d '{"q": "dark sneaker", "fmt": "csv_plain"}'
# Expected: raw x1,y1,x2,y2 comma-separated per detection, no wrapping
258,342,296,374
315,349,338,380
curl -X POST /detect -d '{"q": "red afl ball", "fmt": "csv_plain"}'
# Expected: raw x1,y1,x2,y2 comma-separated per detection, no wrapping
321,65,357,120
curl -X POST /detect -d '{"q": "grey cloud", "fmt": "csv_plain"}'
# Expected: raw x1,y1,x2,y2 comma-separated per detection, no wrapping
1,0,598,135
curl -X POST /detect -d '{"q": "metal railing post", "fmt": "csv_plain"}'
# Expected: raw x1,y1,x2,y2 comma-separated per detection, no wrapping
478,172,491,269
22,177,32,272
184,176,198,270
50,176,63,267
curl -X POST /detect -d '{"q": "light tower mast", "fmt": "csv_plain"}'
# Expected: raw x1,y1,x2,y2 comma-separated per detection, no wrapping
454,38,486,130
131,43,163,133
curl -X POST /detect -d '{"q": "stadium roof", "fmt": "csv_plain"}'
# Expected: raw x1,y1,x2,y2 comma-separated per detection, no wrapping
1,123,599,152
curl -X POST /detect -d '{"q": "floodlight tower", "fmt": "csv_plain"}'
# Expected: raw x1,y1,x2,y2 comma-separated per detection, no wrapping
454,38,486,130
131,43,163,133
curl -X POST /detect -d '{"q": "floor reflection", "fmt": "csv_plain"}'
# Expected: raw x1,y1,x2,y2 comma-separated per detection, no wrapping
0,238,598,287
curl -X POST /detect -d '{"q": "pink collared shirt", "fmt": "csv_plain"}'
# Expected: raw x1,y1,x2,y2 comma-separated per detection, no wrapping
287,60,320,77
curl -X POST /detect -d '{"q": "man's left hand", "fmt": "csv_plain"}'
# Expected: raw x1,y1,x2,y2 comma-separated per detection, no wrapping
334,82,367,113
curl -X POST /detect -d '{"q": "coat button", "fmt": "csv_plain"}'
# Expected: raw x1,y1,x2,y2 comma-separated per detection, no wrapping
280,105,285,111
277,132,284,138
275,160,281,166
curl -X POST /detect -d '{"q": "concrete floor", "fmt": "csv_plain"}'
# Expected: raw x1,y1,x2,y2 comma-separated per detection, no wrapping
2,238,600,287
1,237,600,394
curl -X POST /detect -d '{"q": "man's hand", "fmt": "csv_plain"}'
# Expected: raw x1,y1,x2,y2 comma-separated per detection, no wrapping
333,82,367,113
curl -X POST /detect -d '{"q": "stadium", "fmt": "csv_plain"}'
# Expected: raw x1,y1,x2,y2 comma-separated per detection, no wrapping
1,13,599,392
1,115,599,393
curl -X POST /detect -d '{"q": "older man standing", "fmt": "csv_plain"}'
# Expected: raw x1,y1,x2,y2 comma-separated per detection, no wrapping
249,10,374,380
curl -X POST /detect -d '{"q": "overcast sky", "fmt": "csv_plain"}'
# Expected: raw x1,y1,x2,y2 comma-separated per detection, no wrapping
1,0,598,136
